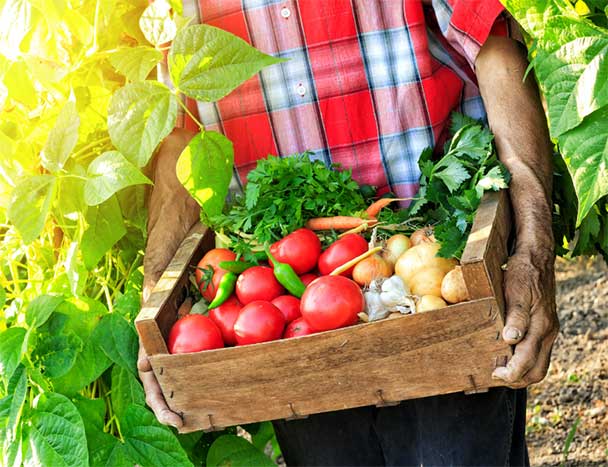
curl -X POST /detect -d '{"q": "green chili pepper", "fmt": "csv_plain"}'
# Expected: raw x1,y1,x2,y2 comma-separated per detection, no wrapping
219,260,256,274
252,250,268,261
265,246,306,298
208,272,237,309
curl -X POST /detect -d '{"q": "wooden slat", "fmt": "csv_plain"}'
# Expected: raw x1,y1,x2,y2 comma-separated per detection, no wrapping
135,223,214,356
461,191,511,317
149,298,511,433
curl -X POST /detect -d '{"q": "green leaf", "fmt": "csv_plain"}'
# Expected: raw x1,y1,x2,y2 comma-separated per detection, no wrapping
0,286,5,308
40,102,80,172
0,0,33,60
176,130,234,219
84,151,152,206
448,124,493,160
6,365,27,443
109,47,163,82
110,365,145,419
477,165,510,191
433,158,470,193
8,175,57,244
206,435,275,467
122,404,194,467
26,294,64,329
139,0,177,47
0,327,26,381
34,333,83,378
108,82,177,167
559,106,608,224
91,313,138,375
27,392,88,467
82,195,127,269
89,432,133,467
72,396,105,432
169,24,286,101
65,241,88,296
249,421,275,451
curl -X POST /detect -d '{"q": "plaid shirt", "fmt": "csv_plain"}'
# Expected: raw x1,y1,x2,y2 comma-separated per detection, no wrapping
174,0,508,197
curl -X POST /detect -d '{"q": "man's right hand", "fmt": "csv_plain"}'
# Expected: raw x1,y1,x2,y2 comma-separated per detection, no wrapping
138,128,199,428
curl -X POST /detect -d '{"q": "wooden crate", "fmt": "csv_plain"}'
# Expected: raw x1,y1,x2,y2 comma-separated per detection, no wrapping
136,190,512,433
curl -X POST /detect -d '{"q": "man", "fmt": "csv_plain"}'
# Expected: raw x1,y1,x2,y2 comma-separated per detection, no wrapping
138,1,559,465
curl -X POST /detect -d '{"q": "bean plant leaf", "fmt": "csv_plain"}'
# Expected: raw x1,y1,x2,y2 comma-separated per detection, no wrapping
82,195,127,269
6,365,26,443
84,151,152,206
206,435,275,467
107,81,178,167
26,294,65,329
40,101,80,172
8,175,57,244
110,47,163,82
122,404,194,467
559,106,608,224
110,365,145,419
34,332,83,378
91,313,138,375
89,432,133,467
176,130,234,220
0,327,26,382
169,24,286,101
27,392,89,467
139,0,177,47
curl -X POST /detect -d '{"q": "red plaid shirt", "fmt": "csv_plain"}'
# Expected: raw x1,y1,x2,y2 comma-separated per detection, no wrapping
173,0,508,198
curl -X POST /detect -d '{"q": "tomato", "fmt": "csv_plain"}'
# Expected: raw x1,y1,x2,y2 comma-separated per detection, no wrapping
283,317,316,338
234,301,286,345
317,234,368,277
167,314,224,354
208,295,241,346
236,266,284,304
271,295,301,323
300,275,364,331
269,228,321,275
195,248,236,302
299,272,319,287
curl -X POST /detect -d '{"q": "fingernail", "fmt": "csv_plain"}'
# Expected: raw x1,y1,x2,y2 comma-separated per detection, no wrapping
505,327,521,341
492,368,506,380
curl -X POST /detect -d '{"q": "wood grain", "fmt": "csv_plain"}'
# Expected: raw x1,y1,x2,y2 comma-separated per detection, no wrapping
149,298,511,433
136,223,214,356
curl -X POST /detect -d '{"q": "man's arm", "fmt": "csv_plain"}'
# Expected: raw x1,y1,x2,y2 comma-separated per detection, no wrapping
138,128,200,427
475,36,559,387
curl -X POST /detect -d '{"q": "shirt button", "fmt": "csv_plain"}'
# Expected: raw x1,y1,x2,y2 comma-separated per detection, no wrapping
296,83,306,96
281,7,291,18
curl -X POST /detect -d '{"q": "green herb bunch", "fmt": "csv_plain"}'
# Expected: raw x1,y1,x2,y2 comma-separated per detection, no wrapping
409,114,511,258
211,153,367,253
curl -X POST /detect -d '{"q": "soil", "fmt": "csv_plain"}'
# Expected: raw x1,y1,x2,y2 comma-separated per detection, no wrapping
527,257,608,466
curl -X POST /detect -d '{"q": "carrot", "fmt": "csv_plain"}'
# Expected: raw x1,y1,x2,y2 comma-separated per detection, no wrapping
305,216,377,231
365,198,412,217
329,246,383,276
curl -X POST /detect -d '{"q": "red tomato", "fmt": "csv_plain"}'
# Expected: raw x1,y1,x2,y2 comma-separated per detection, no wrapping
195,248,236,302
236,266,284,305
300,276,364,331
269,228,321,275
208,295,241,346
318,234,368,277
271,295,301,323
299,272,319,287
167,315,224,354
283,317,316,338
234,301,286,345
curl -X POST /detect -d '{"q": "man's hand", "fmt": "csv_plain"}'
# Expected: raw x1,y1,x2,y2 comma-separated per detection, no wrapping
476,36,559,387
138,128,199,428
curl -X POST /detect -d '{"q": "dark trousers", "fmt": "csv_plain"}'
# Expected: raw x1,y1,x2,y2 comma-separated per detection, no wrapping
273,388,529,466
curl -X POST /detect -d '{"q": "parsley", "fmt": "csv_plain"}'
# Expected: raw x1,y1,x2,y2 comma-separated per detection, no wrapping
210,153,367,254
412,113,511,259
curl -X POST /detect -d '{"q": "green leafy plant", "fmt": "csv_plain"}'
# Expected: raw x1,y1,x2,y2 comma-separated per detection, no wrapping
0,0,284,466
501,0,608,260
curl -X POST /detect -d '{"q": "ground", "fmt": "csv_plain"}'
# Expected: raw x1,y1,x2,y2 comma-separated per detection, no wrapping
527,258,608,466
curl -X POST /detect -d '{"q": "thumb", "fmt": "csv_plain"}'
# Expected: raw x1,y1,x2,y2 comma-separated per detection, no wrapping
502,265,532,344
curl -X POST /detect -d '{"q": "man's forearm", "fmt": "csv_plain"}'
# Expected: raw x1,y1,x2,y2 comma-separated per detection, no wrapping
475,36,554,255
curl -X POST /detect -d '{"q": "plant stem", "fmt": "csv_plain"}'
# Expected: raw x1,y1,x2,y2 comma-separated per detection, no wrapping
72,136,111,161
175,93,205,130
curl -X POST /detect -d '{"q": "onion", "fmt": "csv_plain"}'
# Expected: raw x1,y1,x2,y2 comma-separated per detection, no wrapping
383,234,411,265
441,266,470,304
417,295,447,312
410,227,436,246
409,267,446,297
352,254,393,286
394,242,457,288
